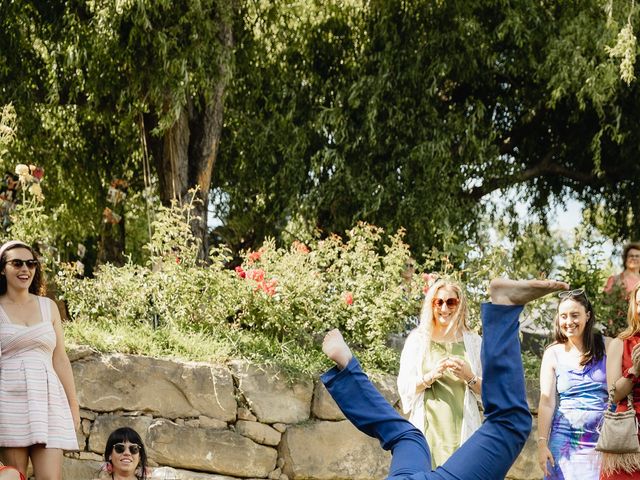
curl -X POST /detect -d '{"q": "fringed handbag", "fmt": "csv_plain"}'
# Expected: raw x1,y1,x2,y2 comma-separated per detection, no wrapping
596,386,640,476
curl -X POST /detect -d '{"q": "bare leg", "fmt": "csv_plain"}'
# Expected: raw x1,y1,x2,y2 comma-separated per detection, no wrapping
30,445,63,480
0,448,28,479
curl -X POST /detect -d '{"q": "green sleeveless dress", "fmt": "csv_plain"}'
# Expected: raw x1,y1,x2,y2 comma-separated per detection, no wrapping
422,340,467,468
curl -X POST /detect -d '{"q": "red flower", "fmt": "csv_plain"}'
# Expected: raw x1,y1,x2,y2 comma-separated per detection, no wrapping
31,166,45,181
293,241,310,254
261,279,278,296
343,291,354,305
175,257,181,265
248,250,263,262
247,268,265,282
235,266,246,279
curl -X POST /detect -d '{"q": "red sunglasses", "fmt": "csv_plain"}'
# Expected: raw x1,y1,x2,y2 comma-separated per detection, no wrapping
432,298,460,308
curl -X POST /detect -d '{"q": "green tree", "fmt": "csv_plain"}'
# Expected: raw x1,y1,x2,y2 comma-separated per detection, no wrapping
216,0,640,257
0,1,235,260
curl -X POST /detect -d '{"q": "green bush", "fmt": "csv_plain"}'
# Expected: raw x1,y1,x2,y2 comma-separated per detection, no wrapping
57,213,423,374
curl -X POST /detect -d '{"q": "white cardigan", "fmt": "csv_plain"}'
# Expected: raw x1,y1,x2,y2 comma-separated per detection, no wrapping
397,329,483,441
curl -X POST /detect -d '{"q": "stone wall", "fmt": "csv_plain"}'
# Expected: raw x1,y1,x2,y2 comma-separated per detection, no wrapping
64,347,544,480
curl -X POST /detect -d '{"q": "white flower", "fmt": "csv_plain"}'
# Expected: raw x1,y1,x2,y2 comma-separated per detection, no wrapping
29,182,44,201
15,164,29,176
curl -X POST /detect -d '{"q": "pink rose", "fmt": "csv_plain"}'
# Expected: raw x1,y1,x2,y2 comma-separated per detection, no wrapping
235,266,246,279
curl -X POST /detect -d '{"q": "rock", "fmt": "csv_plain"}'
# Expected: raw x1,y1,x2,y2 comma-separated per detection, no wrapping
272,423,287,433
67,344,95,362
80,408,97,421
88,414,154,454
237,407,257,422
169,468,258,480
82,418,93,436
73,354,236,421
369,373,401,407
276,457,285,468
199,415,227,429
312,382,344,420
526,378,541,414
268,468,281,479
62,456,104,480
279,420,389,480
236,420,281,446
147,419,277,477
230,360,312,424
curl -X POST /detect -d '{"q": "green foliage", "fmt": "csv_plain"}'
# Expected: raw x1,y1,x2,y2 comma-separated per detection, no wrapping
0,105,16,160
216,0,640,258
57,205,423,373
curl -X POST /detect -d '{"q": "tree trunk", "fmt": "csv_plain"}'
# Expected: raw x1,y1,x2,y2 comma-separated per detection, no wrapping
144,20,233,260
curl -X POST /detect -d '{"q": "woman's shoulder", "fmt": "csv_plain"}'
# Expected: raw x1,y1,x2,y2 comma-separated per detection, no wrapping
542,343,562,362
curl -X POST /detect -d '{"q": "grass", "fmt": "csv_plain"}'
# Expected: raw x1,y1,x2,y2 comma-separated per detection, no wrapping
63,317,333,379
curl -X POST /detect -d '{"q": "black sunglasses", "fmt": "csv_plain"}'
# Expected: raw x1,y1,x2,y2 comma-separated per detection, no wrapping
5,259,39,270
113,443,141,455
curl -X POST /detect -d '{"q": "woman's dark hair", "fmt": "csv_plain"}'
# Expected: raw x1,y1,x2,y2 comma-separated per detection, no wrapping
0,240,45,296
622,242,640,267
554,293,605,366
104,427,148,480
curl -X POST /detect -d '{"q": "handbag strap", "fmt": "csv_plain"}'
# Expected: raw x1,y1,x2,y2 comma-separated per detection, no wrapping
608,385,635,411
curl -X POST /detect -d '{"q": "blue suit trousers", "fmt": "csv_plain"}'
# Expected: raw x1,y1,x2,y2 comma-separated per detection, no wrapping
321,303,532,480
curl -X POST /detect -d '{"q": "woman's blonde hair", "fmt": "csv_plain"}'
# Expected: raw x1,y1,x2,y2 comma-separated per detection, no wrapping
418,278,470,335
619,281,640,339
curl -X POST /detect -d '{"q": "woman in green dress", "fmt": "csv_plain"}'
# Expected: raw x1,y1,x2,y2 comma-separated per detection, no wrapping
397,278,482,468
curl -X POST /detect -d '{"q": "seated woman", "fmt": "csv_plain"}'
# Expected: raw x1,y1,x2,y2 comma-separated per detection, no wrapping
397,278,482,467
537,289,609,479
98,427,149,480
321,278,568,480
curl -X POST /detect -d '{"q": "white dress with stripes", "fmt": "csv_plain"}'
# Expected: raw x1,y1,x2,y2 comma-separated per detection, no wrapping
0,296,78,449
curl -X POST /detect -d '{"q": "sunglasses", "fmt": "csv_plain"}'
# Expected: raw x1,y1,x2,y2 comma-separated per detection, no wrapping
5,259,39,270
558,288,589,302
113,443,141,455
433,298,460,308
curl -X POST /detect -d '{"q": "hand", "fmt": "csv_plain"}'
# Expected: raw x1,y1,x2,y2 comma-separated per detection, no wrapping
423,358,449,386
537,443,555,476
446,357,473,382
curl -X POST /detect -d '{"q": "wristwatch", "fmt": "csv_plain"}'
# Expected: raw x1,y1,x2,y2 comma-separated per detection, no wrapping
467,375,478,386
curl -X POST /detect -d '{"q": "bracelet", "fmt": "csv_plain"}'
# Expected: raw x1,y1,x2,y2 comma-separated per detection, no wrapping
466,375,478,387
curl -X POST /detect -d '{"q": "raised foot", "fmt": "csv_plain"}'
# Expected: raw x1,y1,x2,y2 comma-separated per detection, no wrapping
489,278,569,306
322,329,353,370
